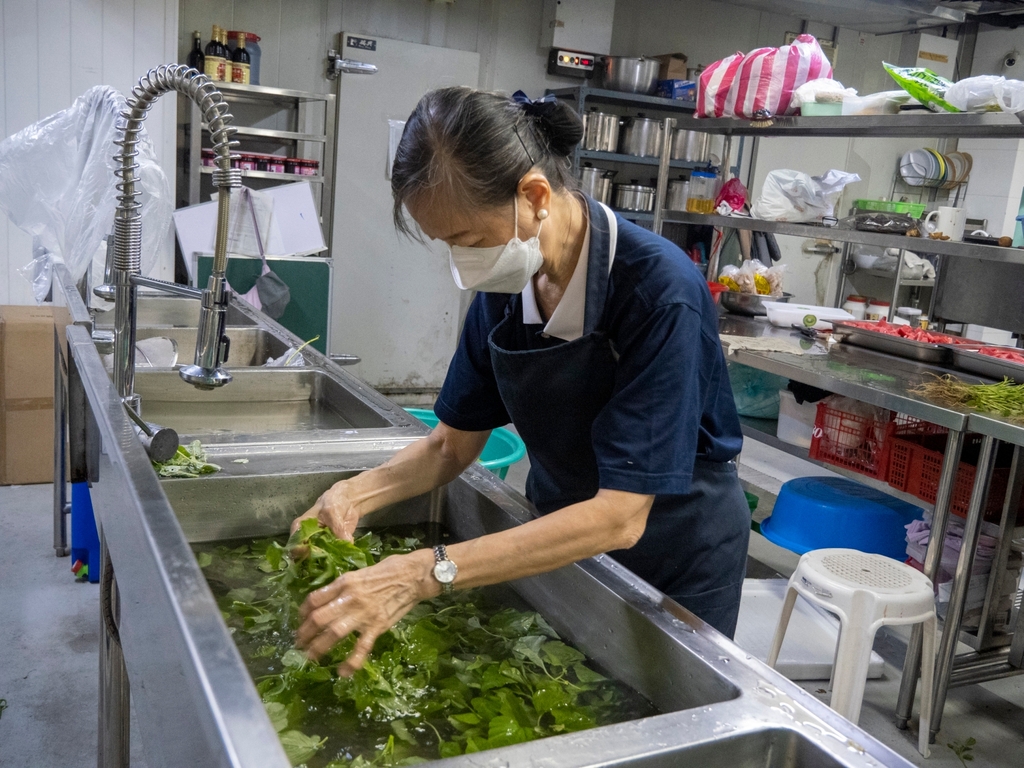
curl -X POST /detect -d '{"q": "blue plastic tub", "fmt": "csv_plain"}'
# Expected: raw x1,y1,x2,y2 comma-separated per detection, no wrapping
405,409,526,480
760,476,924,560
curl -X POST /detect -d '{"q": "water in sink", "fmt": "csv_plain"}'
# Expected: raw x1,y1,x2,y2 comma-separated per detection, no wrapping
193,526,658,767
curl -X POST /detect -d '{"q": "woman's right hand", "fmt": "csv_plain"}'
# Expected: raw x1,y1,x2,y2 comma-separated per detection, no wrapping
290,481,361,541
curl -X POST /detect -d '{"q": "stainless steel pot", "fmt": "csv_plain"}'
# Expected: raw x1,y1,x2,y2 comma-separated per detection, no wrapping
686,66,704,82
581,110,620,152
579,165,615,205
666,179,689,211
671,129,711,162
613,183,656,212
619,116,663,158
601,56,660,94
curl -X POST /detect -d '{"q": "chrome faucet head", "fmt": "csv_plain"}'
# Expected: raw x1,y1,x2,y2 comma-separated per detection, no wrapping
179,365,232,390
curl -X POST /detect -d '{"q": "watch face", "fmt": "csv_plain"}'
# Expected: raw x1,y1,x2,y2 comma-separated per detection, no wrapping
433,559,458,584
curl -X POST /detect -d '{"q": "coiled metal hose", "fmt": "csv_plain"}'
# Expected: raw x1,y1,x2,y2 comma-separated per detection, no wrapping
113,64,241,276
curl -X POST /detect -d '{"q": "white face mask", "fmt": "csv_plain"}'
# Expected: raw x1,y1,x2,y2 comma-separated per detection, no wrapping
448,198,545,294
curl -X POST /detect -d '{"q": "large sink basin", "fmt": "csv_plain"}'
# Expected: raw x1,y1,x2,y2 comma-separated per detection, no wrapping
135,326,290,367
93,295,255,328
134,369,391,435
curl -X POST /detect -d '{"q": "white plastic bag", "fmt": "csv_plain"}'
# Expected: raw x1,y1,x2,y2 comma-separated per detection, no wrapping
751,169,861,222
946,75,1024,113
792,78,857,108
0,85,172,297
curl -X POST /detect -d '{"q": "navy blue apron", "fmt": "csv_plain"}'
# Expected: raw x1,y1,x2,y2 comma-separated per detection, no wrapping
486,202,749,638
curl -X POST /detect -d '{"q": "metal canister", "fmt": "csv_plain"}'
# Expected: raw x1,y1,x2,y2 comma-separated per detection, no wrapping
666,179,690,211
671,129,711,162
619,116,663,158
581,110,621,152
613,183,656,212
579,165,615,204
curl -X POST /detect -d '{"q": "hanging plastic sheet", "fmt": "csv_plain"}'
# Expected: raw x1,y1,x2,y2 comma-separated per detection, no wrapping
0,85,172,300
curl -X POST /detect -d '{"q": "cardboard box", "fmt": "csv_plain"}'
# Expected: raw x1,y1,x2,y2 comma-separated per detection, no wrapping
0,305,54,485
653,52,688,81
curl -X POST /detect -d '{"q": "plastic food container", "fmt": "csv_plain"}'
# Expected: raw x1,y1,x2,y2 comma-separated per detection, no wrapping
801,101,843,116
854,199,927,219
405,409,525,480
842,296,868,320
777,390,818,449
266,156,286,173
760,476,925,559
686,170,719,214
762,302,854,331
866,300,890,321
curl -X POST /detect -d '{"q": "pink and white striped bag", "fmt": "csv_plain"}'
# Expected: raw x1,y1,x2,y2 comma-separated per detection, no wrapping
697,34,832,119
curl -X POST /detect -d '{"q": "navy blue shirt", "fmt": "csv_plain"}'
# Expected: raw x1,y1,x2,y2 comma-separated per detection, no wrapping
433,211,742,497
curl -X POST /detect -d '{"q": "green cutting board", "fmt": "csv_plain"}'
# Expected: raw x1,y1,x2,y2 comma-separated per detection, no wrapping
197,255,330,354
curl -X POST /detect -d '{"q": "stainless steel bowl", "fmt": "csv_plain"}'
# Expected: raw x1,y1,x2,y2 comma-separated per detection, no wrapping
601,56,660,94
581,110,621,152
720,291,794,317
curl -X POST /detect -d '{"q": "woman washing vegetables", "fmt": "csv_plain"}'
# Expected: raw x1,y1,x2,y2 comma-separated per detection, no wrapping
292,87,748,674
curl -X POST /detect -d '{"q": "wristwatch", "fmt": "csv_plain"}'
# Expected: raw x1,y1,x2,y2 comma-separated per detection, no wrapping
432,544,458,595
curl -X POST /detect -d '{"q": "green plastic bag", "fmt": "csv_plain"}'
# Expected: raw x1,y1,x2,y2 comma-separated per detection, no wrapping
883,62,960,113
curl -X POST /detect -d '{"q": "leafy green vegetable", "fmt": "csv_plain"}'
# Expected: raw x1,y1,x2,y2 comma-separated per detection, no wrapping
195,525,655,767
152,440,221,478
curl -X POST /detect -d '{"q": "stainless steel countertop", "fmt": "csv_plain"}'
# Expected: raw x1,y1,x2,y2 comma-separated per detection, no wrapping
719,314,975,429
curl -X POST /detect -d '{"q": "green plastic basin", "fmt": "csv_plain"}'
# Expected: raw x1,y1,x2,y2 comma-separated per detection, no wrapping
404,409,527,480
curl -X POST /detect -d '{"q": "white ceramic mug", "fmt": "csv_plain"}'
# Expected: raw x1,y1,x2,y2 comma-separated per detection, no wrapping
924,206,967,241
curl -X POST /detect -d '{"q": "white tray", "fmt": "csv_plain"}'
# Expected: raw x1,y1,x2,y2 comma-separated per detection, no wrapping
734,578,884,680
762,302,854,331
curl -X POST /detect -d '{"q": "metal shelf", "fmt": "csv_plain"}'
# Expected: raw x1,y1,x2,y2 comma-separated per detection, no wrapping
548,86,696,113
617,211,654,222
201,123,326,143
578,149,710,172
738,417,933,511
198,166,323,183
211,80,333,104
688,111,1024,138
664,211,1024,266
857,268,935,287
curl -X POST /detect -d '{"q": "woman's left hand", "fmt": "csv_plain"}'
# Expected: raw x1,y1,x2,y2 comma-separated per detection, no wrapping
295,548,438,676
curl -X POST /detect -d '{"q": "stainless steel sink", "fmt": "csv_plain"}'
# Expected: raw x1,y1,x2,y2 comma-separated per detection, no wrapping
135,326,290,367
93,295,255,328
133,369,391,435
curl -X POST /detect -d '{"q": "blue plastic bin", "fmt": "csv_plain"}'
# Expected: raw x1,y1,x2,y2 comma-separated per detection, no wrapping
70,482,100,583
405,409,526,480
760,476,924,560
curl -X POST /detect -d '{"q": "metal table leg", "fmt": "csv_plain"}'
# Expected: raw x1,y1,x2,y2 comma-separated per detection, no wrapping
53,331,70,556
929,434,998,739
896,429,965,729
98,536,130,768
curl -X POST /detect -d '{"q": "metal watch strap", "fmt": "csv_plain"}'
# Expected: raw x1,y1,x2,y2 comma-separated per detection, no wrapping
433,544,454,595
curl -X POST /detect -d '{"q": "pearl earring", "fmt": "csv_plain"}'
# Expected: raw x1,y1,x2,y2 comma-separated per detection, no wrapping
537,209,549,220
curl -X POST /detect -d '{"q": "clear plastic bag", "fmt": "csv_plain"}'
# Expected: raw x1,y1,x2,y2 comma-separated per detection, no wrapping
750,169,861,222
0,85,172,297
945,75,1024,114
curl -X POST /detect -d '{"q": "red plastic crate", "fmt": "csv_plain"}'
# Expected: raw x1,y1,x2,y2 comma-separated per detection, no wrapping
809,400,895,481
886,416,1019,524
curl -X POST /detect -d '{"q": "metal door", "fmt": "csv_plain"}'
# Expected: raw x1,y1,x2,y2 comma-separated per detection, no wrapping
330,34,480,396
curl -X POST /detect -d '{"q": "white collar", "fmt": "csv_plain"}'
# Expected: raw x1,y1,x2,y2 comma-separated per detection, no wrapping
521,225,591,341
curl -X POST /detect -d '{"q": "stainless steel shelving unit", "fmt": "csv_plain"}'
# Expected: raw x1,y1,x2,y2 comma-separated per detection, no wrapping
182,81,337,249
547,86,711,234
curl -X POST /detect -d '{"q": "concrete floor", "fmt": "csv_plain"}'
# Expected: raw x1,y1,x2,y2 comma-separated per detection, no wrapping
2,444,1023,766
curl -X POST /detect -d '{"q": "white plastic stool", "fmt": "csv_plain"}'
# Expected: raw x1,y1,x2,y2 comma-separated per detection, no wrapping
767,548,936,757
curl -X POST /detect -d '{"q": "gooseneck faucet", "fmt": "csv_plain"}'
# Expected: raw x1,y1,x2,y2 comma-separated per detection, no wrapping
109,65,240,411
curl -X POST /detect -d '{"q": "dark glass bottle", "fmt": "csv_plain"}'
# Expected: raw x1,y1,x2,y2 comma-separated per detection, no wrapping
204,25,226,81
186,30,204,72
231,33,250,84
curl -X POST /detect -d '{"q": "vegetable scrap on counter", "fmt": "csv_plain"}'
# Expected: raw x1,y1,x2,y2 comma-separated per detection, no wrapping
152,440,221,478
914,375,1024,421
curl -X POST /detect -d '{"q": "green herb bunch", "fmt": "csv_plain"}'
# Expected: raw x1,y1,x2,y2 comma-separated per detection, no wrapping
198,519,647,767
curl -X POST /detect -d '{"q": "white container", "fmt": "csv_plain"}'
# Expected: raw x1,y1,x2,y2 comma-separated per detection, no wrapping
866,300,890,322
965,324,1015,346
842,297,867,320
762,302,854,331
777,390,818,449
